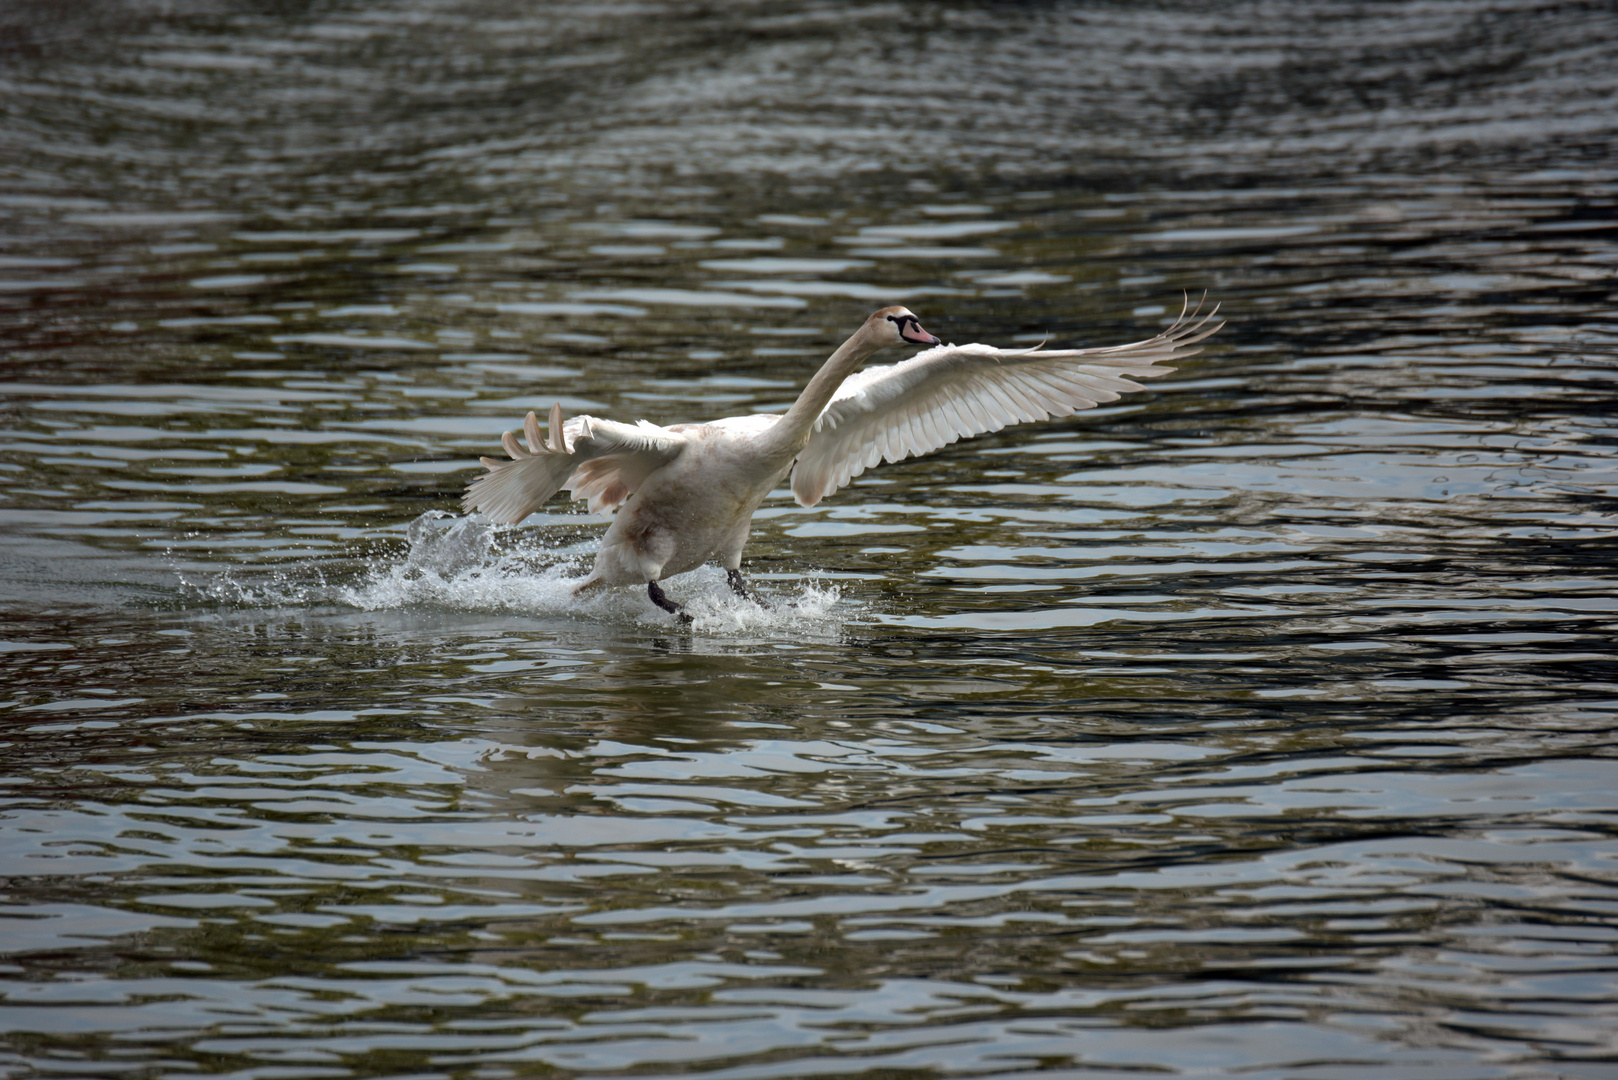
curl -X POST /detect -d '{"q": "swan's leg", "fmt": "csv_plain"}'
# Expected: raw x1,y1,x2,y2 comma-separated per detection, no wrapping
647,581,693,624
725,568,772,609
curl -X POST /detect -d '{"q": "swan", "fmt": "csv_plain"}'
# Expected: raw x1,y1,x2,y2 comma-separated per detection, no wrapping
463,298,1222,620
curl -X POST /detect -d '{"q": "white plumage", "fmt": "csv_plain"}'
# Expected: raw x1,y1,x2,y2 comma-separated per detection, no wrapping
463,298,1222,619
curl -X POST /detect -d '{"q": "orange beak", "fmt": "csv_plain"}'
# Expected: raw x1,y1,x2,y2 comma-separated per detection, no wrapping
901,320,940,346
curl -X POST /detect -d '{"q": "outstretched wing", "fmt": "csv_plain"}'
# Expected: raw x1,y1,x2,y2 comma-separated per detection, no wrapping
463,403,687,524
790,298,1222,507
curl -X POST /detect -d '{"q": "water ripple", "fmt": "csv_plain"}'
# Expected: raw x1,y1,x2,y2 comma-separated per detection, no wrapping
2,1,1617,1077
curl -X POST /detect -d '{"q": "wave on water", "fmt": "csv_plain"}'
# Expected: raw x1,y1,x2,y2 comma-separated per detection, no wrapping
182,511,846,633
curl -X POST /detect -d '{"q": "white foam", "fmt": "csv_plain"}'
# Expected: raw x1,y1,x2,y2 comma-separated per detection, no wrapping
182,511,850,635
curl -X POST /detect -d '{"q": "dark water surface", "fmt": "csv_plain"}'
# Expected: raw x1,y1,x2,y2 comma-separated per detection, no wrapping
3,2,1618,1077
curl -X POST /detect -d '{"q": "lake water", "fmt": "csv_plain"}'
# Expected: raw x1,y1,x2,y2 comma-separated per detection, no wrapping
2,2,1617,1077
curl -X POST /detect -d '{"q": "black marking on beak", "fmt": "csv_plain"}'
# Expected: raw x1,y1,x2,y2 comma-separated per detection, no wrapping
887,312,941,346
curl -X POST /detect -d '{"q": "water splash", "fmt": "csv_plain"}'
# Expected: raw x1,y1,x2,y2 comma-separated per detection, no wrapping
172,547,337,609
336,510,591,614
183,511,848,632
403,510,495,577
354,512,846,631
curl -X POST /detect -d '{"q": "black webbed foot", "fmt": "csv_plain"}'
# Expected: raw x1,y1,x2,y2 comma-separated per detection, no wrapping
648,581,693,624
726,568,772,609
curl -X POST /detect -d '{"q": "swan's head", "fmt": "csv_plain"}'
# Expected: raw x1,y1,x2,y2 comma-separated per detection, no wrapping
871,306,941,349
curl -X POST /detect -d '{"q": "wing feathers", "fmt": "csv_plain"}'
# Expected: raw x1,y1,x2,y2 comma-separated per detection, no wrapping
463,406,687,524
791,299,1222,507
465,300,1222,522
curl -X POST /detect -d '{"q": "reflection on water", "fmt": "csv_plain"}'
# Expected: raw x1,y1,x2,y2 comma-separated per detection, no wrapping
2,1,1617,1078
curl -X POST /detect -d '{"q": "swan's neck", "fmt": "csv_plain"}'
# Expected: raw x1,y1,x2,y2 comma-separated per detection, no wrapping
762,327,881,459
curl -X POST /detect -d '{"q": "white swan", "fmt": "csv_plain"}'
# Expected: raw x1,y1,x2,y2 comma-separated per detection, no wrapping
463,298,1222,620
